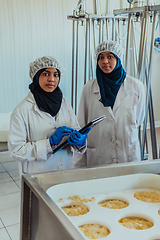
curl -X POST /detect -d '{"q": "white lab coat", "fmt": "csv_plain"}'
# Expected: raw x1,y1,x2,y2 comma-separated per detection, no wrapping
76,75,145,167
8,92,85,175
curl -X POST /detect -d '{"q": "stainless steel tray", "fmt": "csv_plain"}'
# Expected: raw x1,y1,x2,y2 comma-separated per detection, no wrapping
20,160,160,240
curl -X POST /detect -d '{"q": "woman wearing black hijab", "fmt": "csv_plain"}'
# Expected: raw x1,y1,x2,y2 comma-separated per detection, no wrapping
8,56,90,175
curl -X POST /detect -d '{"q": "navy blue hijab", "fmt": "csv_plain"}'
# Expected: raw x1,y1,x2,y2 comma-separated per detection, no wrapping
96,53,126,109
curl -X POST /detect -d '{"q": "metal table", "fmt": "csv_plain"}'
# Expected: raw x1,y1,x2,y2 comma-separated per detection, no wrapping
20,159,160,240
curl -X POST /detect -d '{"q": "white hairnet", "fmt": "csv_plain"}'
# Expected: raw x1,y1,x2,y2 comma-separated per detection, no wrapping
94,40,124,61
29,56,65,80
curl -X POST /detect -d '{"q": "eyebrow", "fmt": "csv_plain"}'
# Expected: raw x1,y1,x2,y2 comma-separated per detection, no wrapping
100,52,113,56
44,70,58,73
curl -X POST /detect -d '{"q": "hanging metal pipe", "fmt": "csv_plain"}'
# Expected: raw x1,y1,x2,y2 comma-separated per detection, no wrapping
92,19,96,79
75,21,79,114
147,11,157,159
71,20,75,108
90,20,94,80
89,19,91,81
115,18,117,41
140,12,150,160
112,18,115,40
137,11,148,79
141,11,157,159
84,19,89,85
131,20,137,77
92,19,96,50
95,0,101,14
99,20,102,43
117,18,120,42
102,20,105,42
125,13,131,71
106,19,109,40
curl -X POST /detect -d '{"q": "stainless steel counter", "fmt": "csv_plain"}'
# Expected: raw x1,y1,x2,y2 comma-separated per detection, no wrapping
20,160,160,240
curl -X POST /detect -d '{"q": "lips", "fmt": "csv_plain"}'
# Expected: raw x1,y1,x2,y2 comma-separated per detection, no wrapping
102,66,110,70
46,84,55,88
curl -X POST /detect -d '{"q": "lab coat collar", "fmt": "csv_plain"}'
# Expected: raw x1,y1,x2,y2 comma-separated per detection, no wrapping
93,79,100,94
93,76,130,94
26,91,58,124
93,79,115,118
113,76,131,111
93,77,130,113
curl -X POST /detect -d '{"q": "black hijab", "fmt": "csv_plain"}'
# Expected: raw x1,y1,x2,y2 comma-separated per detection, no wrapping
29,68,63,117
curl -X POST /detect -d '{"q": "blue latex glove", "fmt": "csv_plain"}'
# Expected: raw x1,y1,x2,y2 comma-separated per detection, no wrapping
50,126,73,146
68,127,92,146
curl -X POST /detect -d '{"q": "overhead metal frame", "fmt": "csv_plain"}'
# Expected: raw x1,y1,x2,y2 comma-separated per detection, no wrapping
67,14,127,111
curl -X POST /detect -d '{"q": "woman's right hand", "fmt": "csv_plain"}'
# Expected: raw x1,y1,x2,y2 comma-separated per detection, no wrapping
50,126,73,146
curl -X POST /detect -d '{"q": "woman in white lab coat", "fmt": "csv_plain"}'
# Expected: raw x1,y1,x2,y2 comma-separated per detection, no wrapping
76,40,145,167
8,56,90,175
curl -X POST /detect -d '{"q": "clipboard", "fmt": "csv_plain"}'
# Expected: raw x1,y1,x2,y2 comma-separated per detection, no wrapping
52,115,106,154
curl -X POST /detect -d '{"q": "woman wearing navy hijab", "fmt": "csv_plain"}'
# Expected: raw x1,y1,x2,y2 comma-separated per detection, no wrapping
76,40,145,168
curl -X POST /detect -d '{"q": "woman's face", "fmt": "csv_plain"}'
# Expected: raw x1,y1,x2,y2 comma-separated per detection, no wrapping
39,68,60,92
98,51,117,74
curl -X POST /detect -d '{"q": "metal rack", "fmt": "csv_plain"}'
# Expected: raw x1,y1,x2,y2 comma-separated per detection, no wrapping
67,14,128,112
67,4,160,160
113,5,160,160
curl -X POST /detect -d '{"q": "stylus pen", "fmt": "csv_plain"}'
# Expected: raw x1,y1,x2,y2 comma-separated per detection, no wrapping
52,115,106,154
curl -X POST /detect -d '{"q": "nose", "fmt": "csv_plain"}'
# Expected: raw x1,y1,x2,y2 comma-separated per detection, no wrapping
103,57,109,64
48,74,55,81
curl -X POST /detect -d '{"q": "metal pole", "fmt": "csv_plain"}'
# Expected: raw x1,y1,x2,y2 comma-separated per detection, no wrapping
125,13,131,71
92,19,96,79
89,19,91,81
115,18,117,41
106,19,108,40
102,20,104,42
95,0,101,14
140,11,150,160
147,11,158,159
84,19,89,85
92,19,96,51
99,20,102,43
137,11,147,79
132,21,138,77
112,18,114,40
75,21,79,114
90,20,94,80
71,20,75,108
141,11,157,159
131,20,137,77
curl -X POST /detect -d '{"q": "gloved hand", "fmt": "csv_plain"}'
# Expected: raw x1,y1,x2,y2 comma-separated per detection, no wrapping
68,127,92,146
50,126,73,146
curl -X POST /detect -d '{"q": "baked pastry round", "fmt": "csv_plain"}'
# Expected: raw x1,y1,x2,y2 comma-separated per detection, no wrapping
134,191,160,203
79,224,110,239
98,199,129,209
158,209,160,215
62,204,89,216
119,216,153,230
69,195,95,203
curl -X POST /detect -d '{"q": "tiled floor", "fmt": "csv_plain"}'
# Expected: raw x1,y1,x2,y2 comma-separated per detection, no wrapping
0,151,20,240
0,128,160,240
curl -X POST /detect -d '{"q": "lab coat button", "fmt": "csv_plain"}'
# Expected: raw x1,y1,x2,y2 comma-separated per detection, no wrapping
113,158,116,163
